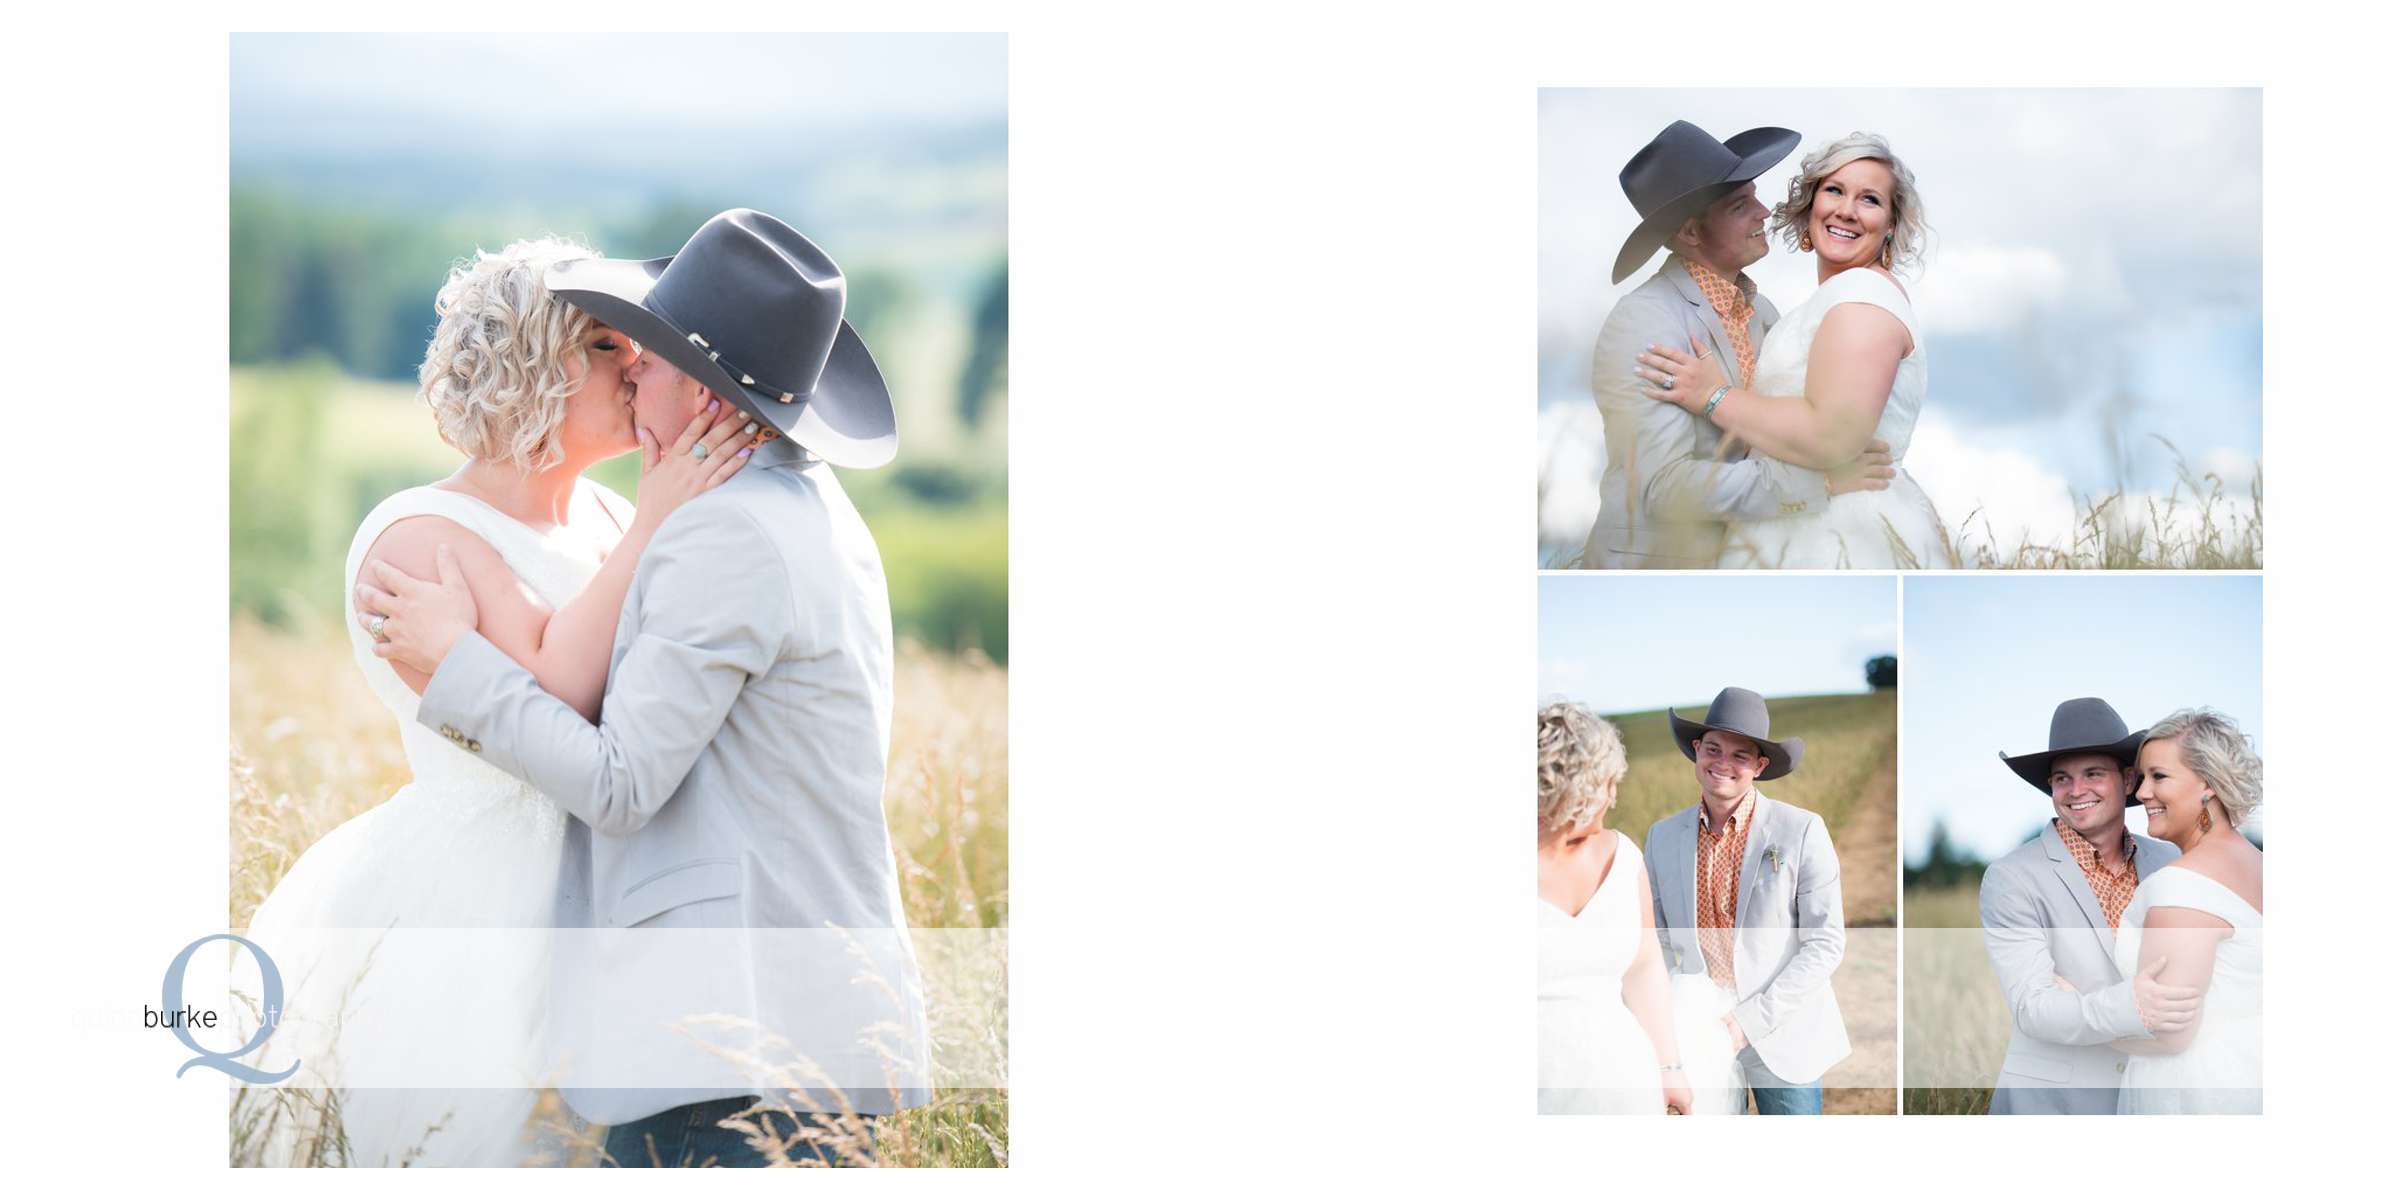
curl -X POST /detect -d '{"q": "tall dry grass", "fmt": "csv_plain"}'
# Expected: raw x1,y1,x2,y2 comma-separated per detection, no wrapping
229,617,1007,1165
1901,879,1999,1115
1948,443,2261,570
1544,441,2260,571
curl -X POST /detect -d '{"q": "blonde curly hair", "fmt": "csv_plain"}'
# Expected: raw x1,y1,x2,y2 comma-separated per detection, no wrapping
1769,131,1932,276
2144,708,2263,830
417,237,600,472
1538,702,1627,845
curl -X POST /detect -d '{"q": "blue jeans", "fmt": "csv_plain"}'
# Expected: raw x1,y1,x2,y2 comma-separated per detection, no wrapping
1739,1049,1823,1115
602,1096,877,1168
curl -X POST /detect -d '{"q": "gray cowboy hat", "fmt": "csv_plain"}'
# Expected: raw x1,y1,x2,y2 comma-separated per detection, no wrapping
1668,686,1803,781
545,208,897,469
1998,697,2148,802
1611,120,1802,284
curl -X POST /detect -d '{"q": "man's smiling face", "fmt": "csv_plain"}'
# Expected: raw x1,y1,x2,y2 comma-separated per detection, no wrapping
1675,181,1771,275
2047,751,2132,841
1693,728,1767,806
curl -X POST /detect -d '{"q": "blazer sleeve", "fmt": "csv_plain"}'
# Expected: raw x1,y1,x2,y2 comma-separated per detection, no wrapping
1643,823,1674,966
1732,811,1844,1040
1977,859,2148,1045
415,500,786,836
1595,294,1829,522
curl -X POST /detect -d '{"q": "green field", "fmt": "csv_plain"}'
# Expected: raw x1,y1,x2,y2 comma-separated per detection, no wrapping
230,362,1007,661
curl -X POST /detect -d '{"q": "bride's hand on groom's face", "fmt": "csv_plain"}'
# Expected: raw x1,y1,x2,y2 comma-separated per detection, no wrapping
356,547,479,675
1635,337,1728,415
632,399,758,530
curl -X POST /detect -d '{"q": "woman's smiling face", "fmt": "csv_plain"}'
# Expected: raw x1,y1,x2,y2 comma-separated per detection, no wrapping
1809,158,1897,271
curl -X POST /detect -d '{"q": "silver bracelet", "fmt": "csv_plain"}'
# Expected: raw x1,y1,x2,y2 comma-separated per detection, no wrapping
1702,384,1731,416
1659,1062,1684,1073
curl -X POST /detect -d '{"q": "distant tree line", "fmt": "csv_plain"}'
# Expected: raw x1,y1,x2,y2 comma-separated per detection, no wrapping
229,189,1007,432
1904,820,1988,891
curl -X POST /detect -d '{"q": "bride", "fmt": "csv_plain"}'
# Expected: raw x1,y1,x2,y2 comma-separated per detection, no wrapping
1537,703,1743,1114
1635,133,1954,568
2108,709,2263,1113
237,237,758,1165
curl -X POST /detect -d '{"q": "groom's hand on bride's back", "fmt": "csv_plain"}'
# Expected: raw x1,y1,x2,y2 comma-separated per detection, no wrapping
2131,957,2202,1035
1824,439,1896,497
356,544,481,678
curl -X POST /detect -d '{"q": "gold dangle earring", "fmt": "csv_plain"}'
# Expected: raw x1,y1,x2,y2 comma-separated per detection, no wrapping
1800,231,1813,252
2198,794,2214,835
1881,237,1893,269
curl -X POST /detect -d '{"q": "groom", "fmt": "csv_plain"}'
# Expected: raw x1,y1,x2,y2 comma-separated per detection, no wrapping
1979,697,2195,1114
1644,687,1849,1114
1576,120,1893,568
362,209,929,1166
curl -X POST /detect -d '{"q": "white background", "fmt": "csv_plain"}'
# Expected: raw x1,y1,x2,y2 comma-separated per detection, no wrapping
1,2,2387,1193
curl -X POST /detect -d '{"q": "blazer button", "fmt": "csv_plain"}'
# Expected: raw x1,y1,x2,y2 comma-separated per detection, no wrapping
466,739,482,753
2116,1061,2126,1073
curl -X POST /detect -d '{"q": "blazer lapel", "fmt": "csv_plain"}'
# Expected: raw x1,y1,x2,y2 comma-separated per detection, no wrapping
1734,793,1776,929
1674,806,1700,934
2041,822,2117,968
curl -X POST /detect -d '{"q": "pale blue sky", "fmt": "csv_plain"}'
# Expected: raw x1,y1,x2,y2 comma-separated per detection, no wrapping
232,34,1006,145
1538,575,1896,714
1902,575,2262,863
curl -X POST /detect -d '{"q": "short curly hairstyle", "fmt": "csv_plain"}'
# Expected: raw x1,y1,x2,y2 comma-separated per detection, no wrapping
2143,708,2263,830
417,236,600,472
1538,702,1628,844
1769,131,1932,276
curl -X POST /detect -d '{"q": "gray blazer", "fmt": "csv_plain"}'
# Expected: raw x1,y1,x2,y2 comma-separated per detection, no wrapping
418,435,929,1125
1978,822,2179,1114
1578,259,1829,569
1645,793,1850,1083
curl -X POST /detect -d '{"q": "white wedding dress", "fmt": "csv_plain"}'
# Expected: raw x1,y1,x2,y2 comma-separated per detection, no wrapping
238,479,632,1166
2111,865,2263,1114
1538,834,1744,1114
1719,268,1953,568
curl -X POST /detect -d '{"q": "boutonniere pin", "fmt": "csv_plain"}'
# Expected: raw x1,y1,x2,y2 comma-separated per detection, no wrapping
1764,845,1786,872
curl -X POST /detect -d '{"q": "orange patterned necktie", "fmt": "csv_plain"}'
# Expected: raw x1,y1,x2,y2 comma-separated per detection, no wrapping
1679,256,1756,389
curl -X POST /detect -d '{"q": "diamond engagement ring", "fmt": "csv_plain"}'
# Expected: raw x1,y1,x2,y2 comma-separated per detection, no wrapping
1663,374,1675,388
368,615,387,640
692,442,711,461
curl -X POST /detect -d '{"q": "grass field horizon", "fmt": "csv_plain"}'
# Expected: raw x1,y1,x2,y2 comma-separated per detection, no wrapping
1577,688,1898,1114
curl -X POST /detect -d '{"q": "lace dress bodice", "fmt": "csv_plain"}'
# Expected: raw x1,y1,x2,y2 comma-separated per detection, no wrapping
2111,864,2263,1113
1750,267,1926,463
235,476,634,1164
1720,268,1952,567
341,481,629,815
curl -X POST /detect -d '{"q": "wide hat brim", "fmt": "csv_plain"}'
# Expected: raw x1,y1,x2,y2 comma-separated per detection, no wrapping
551,255,898,469
1668,709,1802,782
1998,730,2149,802
1610,126,1803,285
